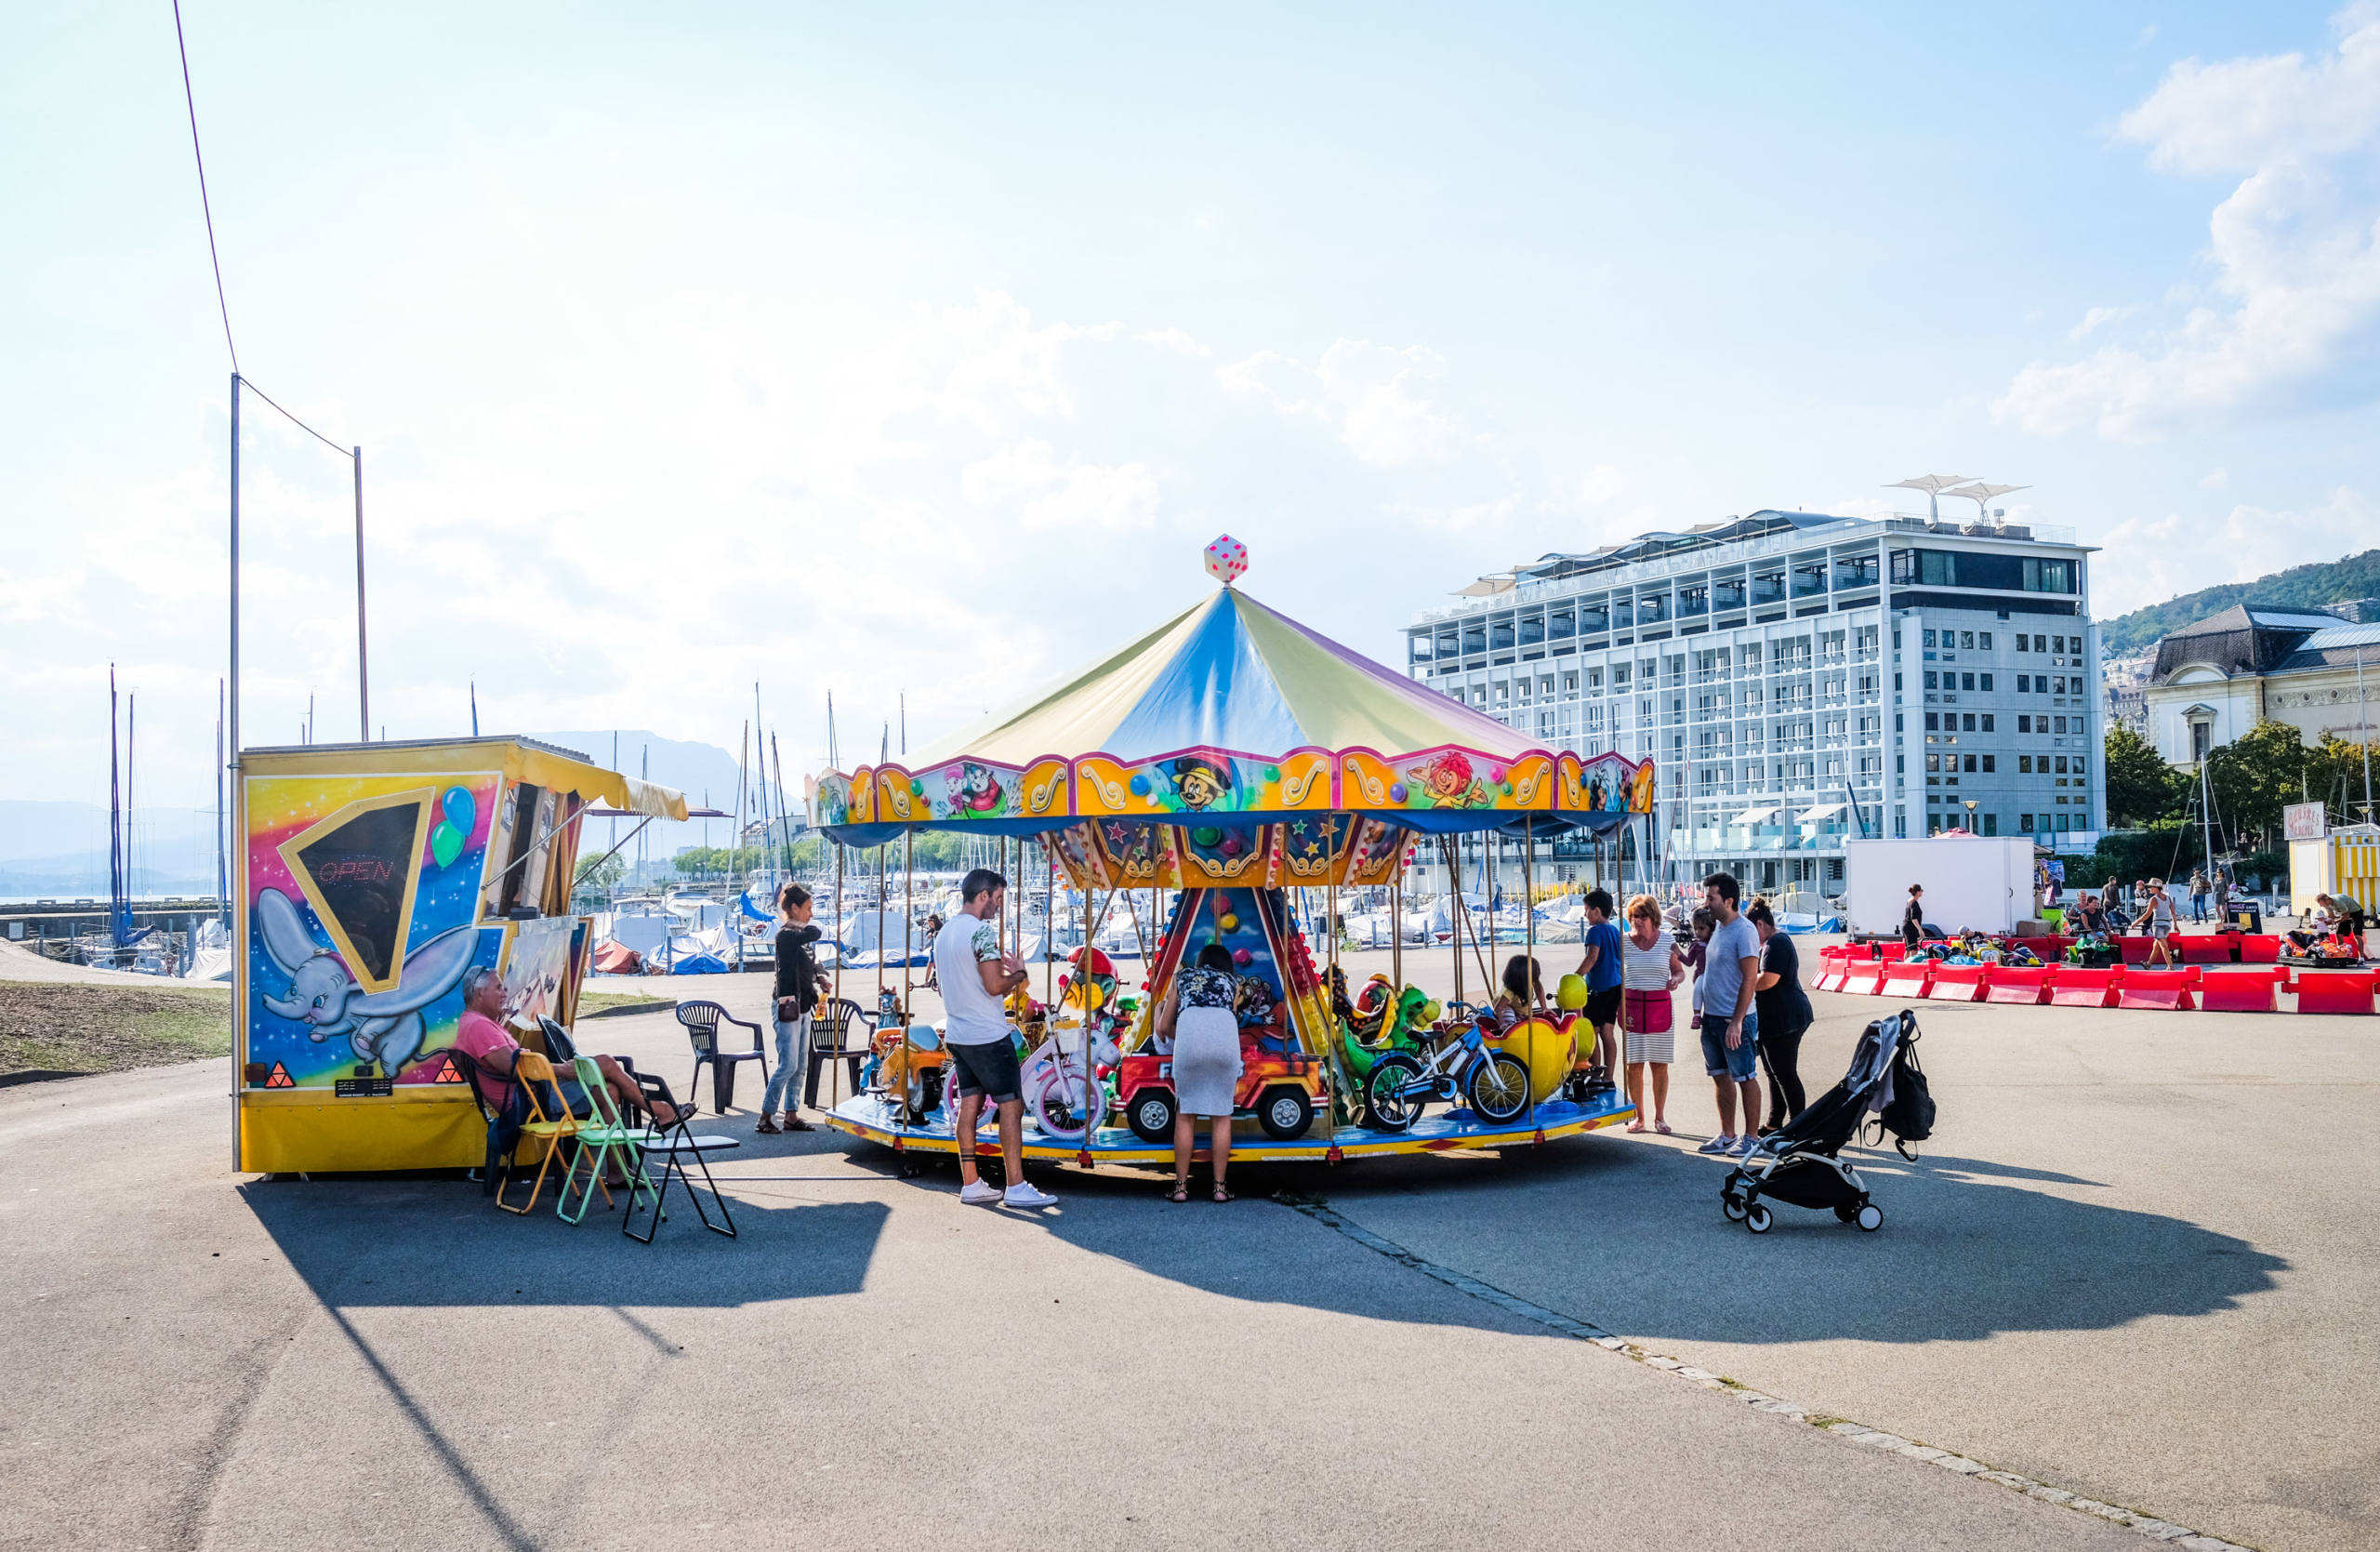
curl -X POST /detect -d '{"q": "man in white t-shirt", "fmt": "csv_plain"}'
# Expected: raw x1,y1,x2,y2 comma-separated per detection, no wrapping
934,867,1055,1208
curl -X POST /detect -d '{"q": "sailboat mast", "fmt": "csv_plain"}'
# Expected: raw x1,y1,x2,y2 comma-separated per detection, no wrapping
108,667,126,949
752,683,770,882
216,679,228,927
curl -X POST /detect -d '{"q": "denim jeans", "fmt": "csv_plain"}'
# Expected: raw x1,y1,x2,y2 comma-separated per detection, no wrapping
763,1013,811,1116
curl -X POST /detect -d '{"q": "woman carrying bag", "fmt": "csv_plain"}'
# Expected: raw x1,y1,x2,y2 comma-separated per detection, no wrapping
759,882,829,1134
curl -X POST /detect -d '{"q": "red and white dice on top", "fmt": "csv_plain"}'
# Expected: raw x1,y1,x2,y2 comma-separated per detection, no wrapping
1204,534,1250,584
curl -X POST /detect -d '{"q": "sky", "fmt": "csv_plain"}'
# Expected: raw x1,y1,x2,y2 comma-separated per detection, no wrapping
6,1,2378,811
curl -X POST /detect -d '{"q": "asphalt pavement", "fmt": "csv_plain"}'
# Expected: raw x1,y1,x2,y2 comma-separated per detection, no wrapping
2,944,2365,1550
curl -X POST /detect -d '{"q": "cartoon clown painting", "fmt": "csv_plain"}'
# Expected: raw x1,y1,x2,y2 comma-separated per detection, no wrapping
943,761,1008,818
1406,750,1490,808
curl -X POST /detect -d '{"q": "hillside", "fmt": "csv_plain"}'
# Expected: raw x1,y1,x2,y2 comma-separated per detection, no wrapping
2099,550,2380,656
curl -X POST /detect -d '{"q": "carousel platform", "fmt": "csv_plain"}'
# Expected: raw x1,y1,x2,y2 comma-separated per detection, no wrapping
821,1090,1637,1167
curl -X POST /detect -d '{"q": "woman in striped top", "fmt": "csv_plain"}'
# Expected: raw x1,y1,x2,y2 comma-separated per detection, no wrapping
1620,894,1684,1134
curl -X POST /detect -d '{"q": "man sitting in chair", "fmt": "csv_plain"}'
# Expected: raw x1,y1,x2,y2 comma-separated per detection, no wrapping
452,966,681,1128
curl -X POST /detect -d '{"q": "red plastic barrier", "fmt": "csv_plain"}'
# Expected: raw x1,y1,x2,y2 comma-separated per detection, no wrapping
1983,966,2051,1004
1839,962,1884,996
2049,966,2122,1007
2197,967,2284,1013
2114,936,2158,965
2117,967,2196,1010
2293,971,2378,1015
1879,962,1932,998
2237,935,2281,964
1927,964,1988,1002
2172,935,2238,966
1813,952,1847,993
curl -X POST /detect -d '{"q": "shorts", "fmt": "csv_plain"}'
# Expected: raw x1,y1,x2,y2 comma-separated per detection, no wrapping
946,1038,1023,1105
1699,1011,1759,1082
1584,986,1621,1028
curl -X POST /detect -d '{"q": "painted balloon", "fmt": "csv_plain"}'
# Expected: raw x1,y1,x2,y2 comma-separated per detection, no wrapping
1262,764,1280,783
1219,913,1240,933
1191,827,1222,847
1232,948,1253,967
1389,783,1408,803
442,786,476,833
1128,773,1150,796
1218,834,1242,856
430,821,464,869
910,778,925,796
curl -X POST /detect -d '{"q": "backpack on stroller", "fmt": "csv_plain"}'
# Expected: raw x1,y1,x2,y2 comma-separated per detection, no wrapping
1719,1009,1932,1235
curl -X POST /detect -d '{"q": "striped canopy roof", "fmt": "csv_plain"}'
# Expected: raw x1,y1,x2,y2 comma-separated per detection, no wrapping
918,587,1540,770
811,584,1651,842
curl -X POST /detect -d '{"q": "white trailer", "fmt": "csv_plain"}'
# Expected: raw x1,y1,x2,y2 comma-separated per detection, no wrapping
1841,836,2035,937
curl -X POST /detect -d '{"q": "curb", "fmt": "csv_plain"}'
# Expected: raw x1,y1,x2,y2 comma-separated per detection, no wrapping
1279,1194,2256,1552
577,1000,673,1020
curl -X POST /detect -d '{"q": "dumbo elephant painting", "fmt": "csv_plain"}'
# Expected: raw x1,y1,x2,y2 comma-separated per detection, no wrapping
254,886,479,1076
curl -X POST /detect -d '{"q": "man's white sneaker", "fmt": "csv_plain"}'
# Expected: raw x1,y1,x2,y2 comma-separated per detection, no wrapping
1697,1134,1738,1155
1002,1182,1058,1208
959,1180,1002,1206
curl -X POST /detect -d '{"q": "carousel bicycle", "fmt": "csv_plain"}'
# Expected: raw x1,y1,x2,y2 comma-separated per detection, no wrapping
1362,1015,1533,1132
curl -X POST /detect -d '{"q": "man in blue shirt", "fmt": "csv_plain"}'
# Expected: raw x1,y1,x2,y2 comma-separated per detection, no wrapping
1573,889,1625,1099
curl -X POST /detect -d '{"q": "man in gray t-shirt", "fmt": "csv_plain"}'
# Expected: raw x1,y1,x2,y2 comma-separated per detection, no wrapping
932,868,1056,1210
1694,872,1764,1157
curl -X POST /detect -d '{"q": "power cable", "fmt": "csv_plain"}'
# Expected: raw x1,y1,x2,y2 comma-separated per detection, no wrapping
240,376,353,459
171,0,237,376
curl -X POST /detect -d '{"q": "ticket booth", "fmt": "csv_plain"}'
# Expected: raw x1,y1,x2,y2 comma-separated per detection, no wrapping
232,736,685,1174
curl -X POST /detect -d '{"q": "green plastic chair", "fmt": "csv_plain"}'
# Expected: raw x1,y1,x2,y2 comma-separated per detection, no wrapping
557,1055,663,1226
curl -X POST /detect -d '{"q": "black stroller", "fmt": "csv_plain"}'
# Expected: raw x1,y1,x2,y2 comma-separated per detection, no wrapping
1720,1008,1933,1235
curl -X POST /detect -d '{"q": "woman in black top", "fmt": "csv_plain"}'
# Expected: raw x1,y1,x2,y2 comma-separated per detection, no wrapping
1745,901,1812,1133
1901,884,1926,951
760,882,828,1134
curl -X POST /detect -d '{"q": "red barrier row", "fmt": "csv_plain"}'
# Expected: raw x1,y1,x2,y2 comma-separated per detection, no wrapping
1812,947,2369,1014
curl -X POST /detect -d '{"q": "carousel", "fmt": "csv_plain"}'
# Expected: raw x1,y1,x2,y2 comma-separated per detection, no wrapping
805,538,1657,1170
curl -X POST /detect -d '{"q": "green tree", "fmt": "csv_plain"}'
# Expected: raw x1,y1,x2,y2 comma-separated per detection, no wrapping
2202,720,2307,848
2305,733,2380,826
2103,725,2183,829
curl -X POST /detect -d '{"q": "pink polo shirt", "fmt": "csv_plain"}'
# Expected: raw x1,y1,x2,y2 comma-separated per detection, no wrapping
454,1010,520,1109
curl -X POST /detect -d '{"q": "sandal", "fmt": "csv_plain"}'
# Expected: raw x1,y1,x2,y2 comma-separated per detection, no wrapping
754,1116,783,1134
1653,1120,1674,1134
1212,1186,1236,1203
785,1116,814,1133
1167,1187,1189,1203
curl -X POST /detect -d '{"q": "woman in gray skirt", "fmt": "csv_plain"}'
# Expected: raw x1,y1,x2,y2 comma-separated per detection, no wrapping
1156,943,1244,1202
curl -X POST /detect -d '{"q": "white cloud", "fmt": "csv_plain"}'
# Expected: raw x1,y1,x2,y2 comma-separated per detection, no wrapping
2200,466,2229,488
1997,7,2380,441
1219,338,1461,467
1577,464,1626,505
2089,485,2371,616
960,440,1160,531
2069,305,2135,340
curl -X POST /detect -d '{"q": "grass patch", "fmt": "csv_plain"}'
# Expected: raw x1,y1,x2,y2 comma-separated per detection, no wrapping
0,979,232,1082
577,988,672,1015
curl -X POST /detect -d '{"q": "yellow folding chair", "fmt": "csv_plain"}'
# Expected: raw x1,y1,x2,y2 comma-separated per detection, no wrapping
496,1051,582,1216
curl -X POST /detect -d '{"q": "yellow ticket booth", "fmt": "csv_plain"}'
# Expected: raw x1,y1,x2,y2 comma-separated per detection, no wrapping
232,736,685,1174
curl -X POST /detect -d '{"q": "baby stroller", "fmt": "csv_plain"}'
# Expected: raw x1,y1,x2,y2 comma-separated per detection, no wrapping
1720,1009,1933,1235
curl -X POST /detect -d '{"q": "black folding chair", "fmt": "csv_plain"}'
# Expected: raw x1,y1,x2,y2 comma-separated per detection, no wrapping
621,1071,739,1242
804,997,875,1110
675,1001,766,1113
444,1047,518,1200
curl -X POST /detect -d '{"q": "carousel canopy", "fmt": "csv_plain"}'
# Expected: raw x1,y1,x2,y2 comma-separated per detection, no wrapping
923,586,1540,774
811,566,1653,857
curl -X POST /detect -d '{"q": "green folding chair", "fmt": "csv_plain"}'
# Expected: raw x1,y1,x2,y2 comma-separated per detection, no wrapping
557,1055,663,1226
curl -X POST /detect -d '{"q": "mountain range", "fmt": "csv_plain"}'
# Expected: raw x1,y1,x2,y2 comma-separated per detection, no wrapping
2099,550,2380,657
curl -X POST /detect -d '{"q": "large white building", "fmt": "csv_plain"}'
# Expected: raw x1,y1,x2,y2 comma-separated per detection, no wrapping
1404,510,2108,894
2140,604,2380,766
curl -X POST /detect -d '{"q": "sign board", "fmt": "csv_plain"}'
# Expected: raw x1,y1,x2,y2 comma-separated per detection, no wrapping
2284,802,2328,843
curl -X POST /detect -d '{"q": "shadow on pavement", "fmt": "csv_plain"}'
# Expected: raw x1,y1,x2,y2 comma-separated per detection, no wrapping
239,1173,887,1310
850,1124,2283,1349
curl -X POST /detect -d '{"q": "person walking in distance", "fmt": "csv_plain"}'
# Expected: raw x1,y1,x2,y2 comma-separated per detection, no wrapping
933,869,1056,1209
1744,900,1811,1134
758,883,828,1134
1695,872,1763,1158
2188,869,2211,925
1901,883,1926,954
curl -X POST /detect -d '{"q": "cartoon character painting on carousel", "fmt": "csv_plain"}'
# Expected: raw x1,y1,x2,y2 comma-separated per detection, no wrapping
943,761,1008,818
1405,750,1493,809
